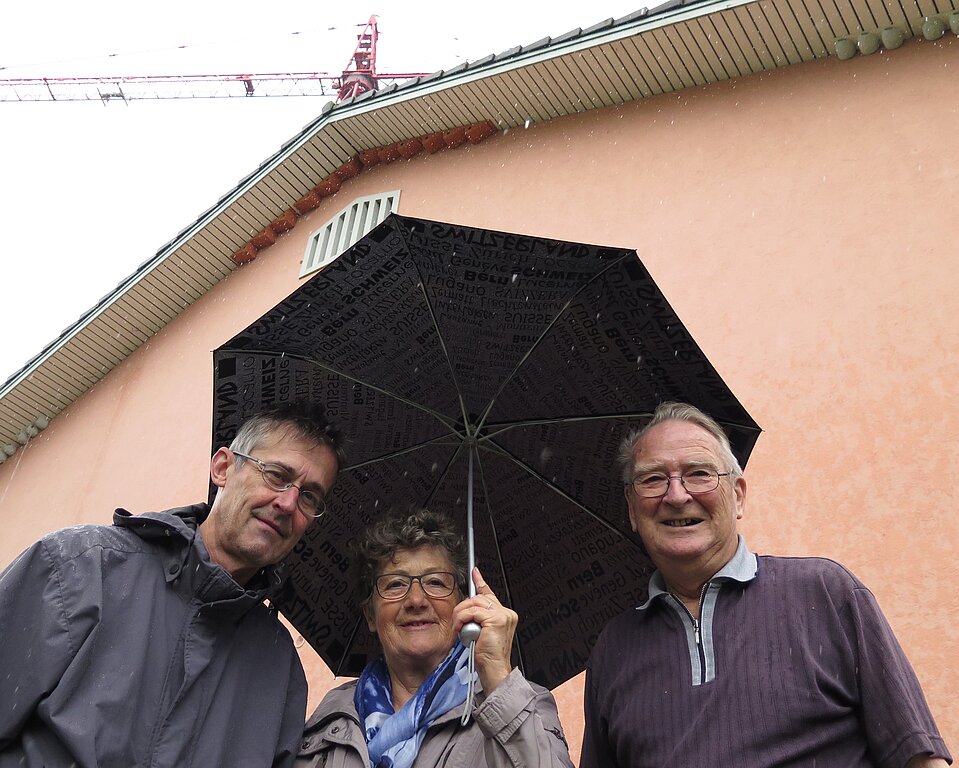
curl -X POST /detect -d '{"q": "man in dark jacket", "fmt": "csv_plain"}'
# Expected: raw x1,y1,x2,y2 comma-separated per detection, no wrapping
0,400,343,768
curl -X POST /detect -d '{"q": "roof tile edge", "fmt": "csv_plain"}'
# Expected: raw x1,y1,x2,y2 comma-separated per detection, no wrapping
229,120,500,265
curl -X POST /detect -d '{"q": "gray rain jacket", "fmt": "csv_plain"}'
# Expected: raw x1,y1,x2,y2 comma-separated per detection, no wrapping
0,504,307,768
295,669,573,768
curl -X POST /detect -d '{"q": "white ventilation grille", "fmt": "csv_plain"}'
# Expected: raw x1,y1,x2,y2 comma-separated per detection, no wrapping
299,190,400,277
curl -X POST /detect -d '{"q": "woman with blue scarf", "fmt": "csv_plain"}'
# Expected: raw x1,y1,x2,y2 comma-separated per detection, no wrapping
297,508,573,768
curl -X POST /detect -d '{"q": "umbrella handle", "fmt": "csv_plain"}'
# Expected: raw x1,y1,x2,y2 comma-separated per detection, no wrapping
460,621,481,644
460,638,478,726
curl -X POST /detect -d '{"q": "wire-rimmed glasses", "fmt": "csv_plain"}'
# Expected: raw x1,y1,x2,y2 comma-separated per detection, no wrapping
626,468,730,498
374,571,458,601
231,450,327,518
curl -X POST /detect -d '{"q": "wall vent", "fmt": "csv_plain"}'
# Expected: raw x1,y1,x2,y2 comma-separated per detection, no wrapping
299,190,400,277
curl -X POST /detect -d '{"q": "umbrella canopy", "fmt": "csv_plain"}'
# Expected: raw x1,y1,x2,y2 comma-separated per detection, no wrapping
211,214,760,690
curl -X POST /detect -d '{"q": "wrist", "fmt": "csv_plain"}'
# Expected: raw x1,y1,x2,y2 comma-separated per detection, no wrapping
479,664,512,694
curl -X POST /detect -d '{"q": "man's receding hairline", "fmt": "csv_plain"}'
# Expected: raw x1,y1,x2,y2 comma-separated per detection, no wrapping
252,423,339,457
630,419,730,467
635,417,719,441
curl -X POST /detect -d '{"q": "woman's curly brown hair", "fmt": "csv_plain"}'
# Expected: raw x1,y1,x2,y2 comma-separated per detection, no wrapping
350,508,469,607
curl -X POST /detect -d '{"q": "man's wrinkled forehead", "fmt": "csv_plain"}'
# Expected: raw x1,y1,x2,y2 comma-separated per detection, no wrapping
632,420,725,466
253,423,338,469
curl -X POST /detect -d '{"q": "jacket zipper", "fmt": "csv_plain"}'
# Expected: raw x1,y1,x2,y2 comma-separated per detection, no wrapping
672,582,710,684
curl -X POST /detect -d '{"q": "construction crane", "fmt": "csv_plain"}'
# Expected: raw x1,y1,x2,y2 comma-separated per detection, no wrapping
0,16,428,104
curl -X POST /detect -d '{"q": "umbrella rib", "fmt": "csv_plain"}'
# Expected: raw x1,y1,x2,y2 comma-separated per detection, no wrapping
474,253,635,431
344,433,463,472
473,450,527,679
480,439,647,548
402,224,471,430
480,411,654,442
217,347,462,432
421,442,468,509
478,412,762,443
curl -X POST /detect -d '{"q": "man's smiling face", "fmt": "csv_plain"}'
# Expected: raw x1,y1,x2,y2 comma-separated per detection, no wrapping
625,420,746,575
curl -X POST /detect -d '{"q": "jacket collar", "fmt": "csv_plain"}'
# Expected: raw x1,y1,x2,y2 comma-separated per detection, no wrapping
113,503,287,616
305,681,361,730
301,682,365,756
636,535,758,611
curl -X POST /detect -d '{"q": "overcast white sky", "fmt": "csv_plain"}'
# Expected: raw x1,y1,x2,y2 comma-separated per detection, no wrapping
0,1,644,383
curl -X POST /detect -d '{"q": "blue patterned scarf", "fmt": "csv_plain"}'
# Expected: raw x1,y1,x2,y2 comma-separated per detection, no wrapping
355,641,473,768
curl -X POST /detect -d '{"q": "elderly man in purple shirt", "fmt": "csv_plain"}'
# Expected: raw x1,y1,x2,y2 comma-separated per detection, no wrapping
581,401,951,768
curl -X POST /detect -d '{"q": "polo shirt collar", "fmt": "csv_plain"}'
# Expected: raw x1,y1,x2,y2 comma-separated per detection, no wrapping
636,535,758,611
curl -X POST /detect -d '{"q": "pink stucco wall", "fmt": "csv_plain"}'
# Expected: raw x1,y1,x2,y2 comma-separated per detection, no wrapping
2,36,956,761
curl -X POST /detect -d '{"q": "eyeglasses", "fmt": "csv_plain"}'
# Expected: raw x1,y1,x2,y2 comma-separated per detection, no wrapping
626,468,730,498
232,450,327,518
374,571,458,601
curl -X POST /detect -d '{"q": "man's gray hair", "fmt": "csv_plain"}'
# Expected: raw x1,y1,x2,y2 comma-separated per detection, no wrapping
230,400,346,468
618,402,743,482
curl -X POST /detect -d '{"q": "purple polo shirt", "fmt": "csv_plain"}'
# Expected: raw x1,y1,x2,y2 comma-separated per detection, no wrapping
581,538,952,768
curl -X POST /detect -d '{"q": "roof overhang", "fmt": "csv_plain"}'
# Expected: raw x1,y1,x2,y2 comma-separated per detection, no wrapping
2,0,954,457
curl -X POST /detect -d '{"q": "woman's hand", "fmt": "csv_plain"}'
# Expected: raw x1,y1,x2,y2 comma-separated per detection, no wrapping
452,567,518,694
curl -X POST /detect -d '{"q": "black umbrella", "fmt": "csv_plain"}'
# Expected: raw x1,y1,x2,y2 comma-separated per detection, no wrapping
211,214,760,690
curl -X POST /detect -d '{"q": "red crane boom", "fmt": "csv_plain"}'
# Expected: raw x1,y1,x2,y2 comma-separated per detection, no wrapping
0,16,428,104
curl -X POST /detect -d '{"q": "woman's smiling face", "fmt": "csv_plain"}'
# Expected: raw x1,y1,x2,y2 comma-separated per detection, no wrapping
365,544,462,679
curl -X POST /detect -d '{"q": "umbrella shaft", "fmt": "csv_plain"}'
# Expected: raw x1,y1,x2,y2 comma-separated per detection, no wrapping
467,446,476,598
